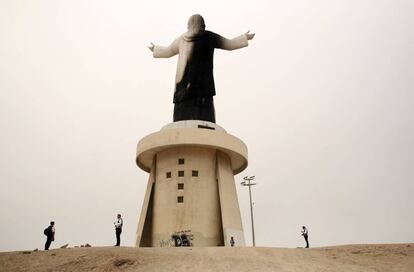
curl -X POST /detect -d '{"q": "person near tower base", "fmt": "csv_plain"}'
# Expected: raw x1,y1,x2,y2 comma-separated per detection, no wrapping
230,236,235,247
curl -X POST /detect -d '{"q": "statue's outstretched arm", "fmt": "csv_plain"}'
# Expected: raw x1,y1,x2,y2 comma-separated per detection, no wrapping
218,31,255,51
148,37,180,58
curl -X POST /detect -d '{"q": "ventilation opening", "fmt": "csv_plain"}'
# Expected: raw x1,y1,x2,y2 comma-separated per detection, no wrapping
197,125,215,130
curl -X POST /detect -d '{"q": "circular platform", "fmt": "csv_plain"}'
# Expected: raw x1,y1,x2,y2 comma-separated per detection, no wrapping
136,121,248,174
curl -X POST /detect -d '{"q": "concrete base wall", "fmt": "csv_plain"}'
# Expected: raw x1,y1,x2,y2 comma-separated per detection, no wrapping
136,121,247,247
151,147,223,247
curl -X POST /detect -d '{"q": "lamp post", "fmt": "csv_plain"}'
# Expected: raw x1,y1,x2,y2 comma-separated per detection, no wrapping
241,175,256,247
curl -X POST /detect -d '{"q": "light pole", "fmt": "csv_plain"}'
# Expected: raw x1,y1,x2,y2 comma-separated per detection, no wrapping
241,175,256,247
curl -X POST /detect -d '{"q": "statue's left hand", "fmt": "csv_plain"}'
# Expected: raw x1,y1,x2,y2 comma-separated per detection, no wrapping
148,42,155,52
246,30,255,40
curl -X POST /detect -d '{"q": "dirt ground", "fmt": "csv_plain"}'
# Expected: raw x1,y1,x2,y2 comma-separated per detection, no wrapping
0,244,413,272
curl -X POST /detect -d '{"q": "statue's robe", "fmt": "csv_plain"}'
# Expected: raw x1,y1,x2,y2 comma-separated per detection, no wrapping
153,31,248,123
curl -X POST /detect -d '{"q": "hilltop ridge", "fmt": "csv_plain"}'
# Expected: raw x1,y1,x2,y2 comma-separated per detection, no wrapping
0,244,413,272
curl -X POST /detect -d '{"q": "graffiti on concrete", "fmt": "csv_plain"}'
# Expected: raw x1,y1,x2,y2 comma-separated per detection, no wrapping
159,239,174,247
171,232,192,247
159,230,194,247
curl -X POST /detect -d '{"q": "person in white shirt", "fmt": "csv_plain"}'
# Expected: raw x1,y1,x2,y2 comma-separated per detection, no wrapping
301,226,309,248
114,214,123,246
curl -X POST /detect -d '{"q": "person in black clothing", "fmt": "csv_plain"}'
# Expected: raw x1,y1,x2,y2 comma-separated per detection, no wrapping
114,214,123,246
301,226,309,248
230,236,235,247
44,221,55,250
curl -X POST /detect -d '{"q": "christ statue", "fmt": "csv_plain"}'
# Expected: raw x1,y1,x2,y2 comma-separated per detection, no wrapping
148,14,255,123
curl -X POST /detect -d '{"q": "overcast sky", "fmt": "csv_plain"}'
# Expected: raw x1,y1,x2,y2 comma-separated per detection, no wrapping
1,0,413,252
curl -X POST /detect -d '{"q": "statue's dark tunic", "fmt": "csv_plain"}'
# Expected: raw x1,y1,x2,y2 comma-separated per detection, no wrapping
153,30,248,123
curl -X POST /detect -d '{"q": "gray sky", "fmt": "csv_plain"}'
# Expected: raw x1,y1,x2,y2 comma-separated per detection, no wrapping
1,0,413,252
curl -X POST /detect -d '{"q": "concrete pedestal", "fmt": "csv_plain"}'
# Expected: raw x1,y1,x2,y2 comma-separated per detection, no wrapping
135,120,247,247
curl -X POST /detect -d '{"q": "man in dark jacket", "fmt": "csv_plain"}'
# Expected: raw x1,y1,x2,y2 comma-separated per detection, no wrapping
301,226,309,248
44,221,55,250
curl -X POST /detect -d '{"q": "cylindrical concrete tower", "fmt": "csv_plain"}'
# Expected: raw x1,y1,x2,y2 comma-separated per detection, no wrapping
135,120,247,247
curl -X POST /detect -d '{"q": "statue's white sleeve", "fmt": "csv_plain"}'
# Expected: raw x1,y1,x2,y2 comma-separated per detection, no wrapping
217,34,248,51
153,37,180,58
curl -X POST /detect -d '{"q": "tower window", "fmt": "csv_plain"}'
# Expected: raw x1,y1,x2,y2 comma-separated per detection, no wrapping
178,170,184,177
178,183,184,190
178,158,185,165
166,172,171,178
177,196,184,203
192,170,198,177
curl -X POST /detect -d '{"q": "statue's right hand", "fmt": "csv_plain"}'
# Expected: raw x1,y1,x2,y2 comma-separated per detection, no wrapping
245,30,255,40
148,42,155,52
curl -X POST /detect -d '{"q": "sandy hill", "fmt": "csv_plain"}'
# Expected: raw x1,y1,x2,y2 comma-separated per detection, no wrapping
0,244,413,272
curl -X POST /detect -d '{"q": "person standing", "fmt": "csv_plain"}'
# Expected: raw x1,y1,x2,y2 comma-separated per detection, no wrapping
114,214,123,247
230,236,235,247
44,221,55,250
301,226,309,248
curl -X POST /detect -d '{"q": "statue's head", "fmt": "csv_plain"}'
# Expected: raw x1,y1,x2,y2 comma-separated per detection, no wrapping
187,14,205,36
